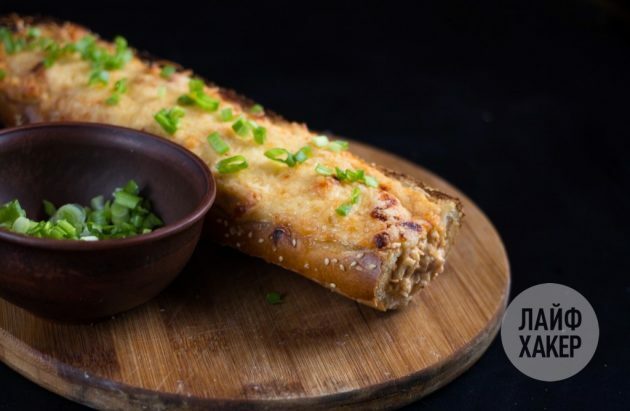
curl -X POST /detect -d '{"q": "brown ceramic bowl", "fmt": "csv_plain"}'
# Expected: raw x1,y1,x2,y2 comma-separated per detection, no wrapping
0,122,215,322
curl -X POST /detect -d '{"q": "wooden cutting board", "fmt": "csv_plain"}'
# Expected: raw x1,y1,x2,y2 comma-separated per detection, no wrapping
0,141,510,410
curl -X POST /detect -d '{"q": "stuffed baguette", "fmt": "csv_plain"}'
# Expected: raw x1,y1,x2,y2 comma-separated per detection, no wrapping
0,15,463,310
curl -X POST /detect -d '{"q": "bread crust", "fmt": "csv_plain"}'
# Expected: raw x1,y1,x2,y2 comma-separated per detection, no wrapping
0,15,463,310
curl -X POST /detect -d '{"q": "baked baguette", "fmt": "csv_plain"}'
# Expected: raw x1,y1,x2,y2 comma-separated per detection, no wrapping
0,15,463,310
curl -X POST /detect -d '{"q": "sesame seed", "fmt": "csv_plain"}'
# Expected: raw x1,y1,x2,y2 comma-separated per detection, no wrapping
258,238,264,243
330,283,336,289
339,264,345,271
291,239,297,247
350,261,357,267
324,258,330,266
304,263,310,269
357,253,364,258
272,247,277,252
331,258,338,264
248,232,253,238
278,256,284,262
368,263,377,269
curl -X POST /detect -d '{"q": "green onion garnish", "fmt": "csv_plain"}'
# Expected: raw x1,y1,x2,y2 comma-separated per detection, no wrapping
332,167,378,188
250,104,264,115
265,146,312,167
154,106,185,135
313,135,329,147
178,79,219,112
253,126,267,144
336,187,361,216
43,200,57,217
232,118,249,137
315,164,334,176
88,69,109,86
157,85,167,98
311,135,349,152
266,292,284,305
216,155,248,174
0,69,5,80
105,78,128,105
160,65,176,79
265,148,294,166
207,132,230,155
219,108,234,122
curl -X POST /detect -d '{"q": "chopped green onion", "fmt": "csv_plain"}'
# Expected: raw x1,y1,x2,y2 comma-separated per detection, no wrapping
327,140,349,152
178,79,219,112
160,65,176,79
154,106,185,135
315,164,334,176
311,135,349,152
266,292,284,305
123,179,140,195
364,175,379,188
216,155,248,174
0,180,160,240
114,190,142,209
106,78,129,105
0,200,26,226
207,132,230,155
253,126,267,144
0,69,5,80
90,195,105,211
88,69,109,86
12,216,34,234
264,148,295,167
336,187,361,216
232,118,249,137
250,104,264,115
294,146,312,163
265,146,311,167
333,167,378,188
43,200,57,217
219,108,234,122
313,135,329,147
26,27,41,39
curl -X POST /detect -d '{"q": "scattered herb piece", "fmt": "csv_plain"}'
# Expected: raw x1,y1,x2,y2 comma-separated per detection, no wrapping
178,78,219,112
250,104,264,115
105,78,128,105
266,292,284,305
160,65,176,79
311,135,349,152
154,106,185,135
207,132,230,155
264,146,312,167
219,108,234,122
336,187,362,216
216,155,248,174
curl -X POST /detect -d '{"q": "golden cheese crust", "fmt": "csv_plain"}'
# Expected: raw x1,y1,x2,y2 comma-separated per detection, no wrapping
0,15,463,310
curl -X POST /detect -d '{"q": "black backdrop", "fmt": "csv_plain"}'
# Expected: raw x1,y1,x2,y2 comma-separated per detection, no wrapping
0,1,628,410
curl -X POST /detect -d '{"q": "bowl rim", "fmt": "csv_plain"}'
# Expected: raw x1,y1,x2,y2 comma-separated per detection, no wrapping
0,121,216,250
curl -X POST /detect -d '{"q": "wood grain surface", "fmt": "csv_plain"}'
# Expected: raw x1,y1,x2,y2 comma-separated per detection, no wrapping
0,141,510,410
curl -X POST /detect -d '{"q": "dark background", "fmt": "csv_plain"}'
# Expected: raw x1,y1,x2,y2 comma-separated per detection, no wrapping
0,0,628,409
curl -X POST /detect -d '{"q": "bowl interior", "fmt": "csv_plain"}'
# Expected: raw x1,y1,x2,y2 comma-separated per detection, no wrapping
0,123,209,226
